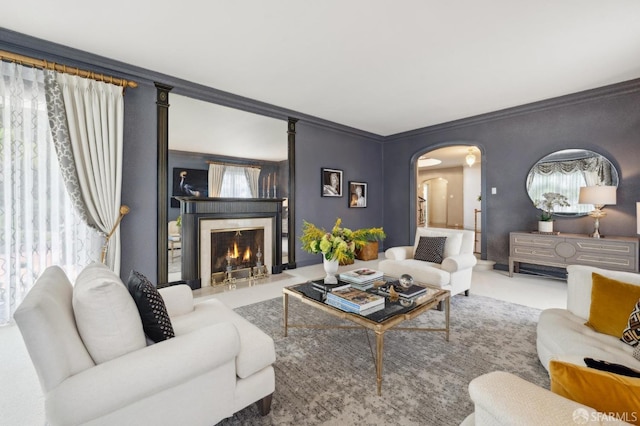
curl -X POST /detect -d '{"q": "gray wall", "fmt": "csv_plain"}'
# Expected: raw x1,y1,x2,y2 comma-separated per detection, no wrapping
3,27,639,279
295,122,384,267
120,82,157,280
382,82,640,268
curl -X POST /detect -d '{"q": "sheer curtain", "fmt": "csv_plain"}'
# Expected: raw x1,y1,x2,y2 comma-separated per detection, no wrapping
220,165,252,198
0,62,100,325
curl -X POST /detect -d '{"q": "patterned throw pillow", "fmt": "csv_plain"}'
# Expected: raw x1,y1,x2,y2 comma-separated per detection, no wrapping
126,270,175,342
414,236,447,263
621,298,640,346
634,345,640,362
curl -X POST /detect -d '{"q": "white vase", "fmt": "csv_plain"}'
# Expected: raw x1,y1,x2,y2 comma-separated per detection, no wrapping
538,221,554,233
323,257,339,284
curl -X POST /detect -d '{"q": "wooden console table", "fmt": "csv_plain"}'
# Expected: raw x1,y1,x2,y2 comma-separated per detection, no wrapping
509,232,639,277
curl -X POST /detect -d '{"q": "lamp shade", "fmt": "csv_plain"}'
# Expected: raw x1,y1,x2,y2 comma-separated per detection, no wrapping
578,185,617,206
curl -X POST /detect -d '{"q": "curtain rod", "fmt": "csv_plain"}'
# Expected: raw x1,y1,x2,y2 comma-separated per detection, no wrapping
0,49,137,89
206,160,261,169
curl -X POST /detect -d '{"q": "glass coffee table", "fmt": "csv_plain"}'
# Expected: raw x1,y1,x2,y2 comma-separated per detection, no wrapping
282,278,450,396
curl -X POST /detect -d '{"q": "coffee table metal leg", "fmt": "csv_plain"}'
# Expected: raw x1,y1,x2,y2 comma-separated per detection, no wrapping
283,293,289,337
375,331,384,396
445,296,450,342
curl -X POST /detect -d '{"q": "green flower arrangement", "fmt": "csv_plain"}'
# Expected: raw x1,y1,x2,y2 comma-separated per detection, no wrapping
300,218,386,263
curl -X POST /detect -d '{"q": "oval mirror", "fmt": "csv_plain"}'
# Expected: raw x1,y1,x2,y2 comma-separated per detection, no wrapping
526,149,619,217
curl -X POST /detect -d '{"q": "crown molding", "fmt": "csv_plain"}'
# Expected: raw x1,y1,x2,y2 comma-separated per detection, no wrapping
385,77,640,141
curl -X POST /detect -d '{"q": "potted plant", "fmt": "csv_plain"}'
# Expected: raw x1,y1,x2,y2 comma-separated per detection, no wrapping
534,192,570,233
300,218,386,281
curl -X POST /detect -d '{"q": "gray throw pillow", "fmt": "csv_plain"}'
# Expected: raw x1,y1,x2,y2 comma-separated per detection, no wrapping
414,236,447,263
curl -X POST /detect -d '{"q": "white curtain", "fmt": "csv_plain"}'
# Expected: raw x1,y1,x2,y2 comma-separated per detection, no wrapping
55,74,125,273
208,163,226,197
245,167,261,198
0,62,100,325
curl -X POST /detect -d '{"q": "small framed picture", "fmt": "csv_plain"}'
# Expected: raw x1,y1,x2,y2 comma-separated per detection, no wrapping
349,181,367,208
321,168,343,197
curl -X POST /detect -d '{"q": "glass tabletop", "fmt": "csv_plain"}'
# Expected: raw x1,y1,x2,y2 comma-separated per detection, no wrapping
287,278,446,324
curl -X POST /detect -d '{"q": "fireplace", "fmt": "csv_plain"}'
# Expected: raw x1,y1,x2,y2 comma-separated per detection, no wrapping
210,227,265,278
201,218,272,286
177,197,283,289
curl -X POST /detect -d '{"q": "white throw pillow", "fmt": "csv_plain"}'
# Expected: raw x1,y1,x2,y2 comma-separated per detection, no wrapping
413,228,463,259
73,263,146,364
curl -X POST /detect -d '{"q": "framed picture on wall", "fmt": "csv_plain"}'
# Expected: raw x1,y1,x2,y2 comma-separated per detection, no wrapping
349,181,367,208
171,168,208,207
321,168,343,197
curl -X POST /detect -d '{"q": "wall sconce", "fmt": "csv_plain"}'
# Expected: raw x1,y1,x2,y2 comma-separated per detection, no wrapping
465,148,476,167
578,186,617,238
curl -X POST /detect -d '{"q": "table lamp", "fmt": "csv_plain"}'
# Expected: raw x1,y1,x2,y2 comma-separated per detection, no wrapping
578,186,616,238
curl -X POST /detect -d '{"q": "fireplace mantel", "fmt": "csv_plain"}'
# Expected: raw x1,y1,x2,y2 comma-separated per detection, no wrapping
177,197,284,289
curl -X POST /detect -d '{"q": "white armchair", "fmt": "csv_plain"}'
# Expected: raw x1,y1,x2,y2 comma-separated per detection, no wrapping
168,220,181,260
14,264,275,426
461,371,631,425
378,227,477,296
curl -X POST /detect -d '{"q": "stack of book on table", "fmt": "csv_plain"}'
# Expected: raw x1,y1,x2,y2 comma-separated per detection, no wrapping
311,279,351,293
338,268,384,290
326,287,385,315
377,280,428,300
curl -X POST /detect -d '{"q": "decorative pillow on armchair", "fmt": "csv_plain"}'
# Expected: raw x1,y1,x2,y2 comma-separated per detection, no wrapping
622,298,640,346
73,263,146,364
413,229,463,258
414,236,446,263
126,270,175,343
585,273,640,338
550,360,640,425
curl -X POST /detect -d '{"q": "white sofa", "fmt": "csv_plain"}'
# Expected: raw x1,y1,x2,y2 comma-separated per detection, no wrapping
462,264,640,425
461,371,631,425
14,264,275,426
378,227,477,296
537,264,640,371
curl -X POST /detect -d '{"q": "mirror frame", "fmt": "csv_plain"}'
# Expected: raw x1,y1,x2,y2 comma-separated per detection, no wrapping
526,148,619,218
155,83,297,284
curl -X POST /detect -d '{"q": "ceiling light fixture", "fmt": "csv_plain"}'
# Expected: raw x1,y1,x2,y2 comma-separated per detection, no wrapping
465,148,476,167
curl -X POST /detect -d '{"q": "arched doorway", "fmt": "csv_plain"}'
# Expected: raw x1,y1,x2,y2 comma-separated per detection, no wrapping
416,145,482,253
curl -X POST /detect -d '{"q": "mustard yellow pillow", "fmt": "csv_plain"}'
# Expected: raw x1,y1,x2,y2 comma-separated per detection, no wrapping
550,360,640,425
585,273,640,338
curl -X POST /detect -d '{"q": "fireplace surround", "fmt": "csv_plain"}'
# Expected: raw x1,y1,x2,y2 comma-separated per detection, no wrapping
177,197,284,289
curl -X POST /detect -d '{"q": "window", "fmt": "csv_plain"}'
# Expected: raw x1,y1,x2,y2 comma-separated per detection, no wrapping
219,165,252,198
0,63,100,325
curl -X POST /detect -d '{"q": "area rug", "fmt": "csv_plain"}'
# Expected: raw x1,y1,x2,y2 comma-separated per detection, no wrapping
221,294,549,426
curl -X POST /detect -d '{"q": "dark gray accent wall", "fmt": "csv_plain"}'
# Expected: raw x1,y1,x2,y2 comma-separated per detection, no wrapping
383,82,640,268
295,122,384,267
119,81,158,281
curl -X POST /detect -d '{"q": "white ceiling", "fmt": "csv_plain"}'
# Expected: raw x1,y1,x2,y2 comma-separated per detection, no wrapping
4,0,640,137
169,94,288,161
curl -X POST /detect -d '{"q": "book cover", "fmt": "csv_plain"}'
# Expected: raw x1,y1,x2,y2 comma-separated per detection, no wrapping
328,287,385,310
339,268,384,284
326,295,385,315
311,279,351,293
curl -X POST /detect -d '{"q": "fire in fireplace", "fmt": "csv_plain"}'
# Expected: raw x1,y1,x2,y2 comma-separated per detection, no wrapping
210,227,266,284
